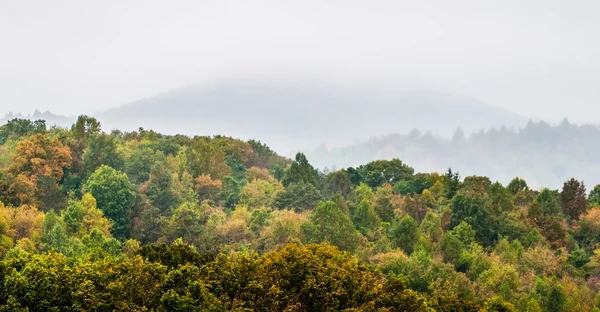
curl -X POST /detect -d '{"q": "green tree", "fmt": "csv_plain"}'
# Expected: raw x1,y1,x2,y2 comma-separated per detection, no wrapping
146,160,177,213
373,184,397,223
525,298,542,312
83,165,136,240
450,193,496,246
441,231,464,265
488,182,515,215
0,118,46,144
71,115,101,140
322,170,353,199
443,168,461,199
389,215,419,254
507,177,529,195
568,247,590,268
162,201,209,250
393,173,434,195
183,138,231,180
125,148,165,184
83,133,124,178
589,184,600,206
62,193,112,238
537,188,561,216
281,153,319,187
353,199,381,236
301,201,361,252
274,182,322,212
358,159,414,188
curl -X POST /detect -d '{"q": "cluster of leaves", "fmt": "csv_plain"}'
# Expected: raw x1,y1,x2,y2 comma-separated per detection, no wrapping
2,116,600,311
0,243,488,311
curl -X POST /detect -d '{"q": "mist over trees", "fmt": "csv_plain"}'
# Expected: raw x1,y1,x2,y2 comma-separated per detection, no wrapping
94,79,527,152
305,118,600,189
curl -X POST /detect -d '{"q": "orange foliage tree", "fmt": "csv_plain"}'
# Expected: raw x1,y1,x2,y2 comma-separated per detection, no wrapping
6,134,71,206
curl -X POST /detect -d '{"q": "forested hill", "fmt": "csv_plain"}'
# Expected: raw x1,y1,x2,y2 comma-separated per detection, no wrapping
3,116,600,310
305,119,600,189
0,110,74,128
96,79,528,152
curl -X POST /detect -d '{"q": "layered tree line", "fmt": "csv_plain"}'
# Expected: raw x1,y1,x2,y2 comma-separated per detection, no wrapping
1,117,600,311
306,118,600,189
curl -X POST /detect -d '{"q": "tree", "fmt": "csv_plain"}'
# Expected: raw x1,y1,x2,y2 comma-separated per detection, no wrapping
537,188,561,216
146,159,177,213
62,193,112,238
281,153,319,187
274,182,322,212
443,168,461,199
419,211,443,242
183,138,231,180
238,178,283,208
450,193,496,246
461,175,492,195
83,165,136,240
6,134,71,207
402,194,428,223
358,159,414,188
136,241,213,269
373,184,399,223
321,170,353,199
71,115,101,140
7,134,71,183
393,173,434,195
195,174,223,202
0,118,46,144
161,200,208,249
125,148,165,184
589,185,600,207
568,247,590,268
525,298,542,312
83,133,124,178
441,231,464,265
130,204,164,245
488,182,515,215
507,177,529,195
389,215,419,254
561,178,587,221
353,199,381,237
301,201,361,252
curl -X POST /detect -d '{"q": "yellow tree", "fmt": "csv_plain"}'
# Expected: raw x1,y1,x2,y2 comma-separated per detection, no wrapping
7,134,71,206
62,193,112,238
8,134,72,182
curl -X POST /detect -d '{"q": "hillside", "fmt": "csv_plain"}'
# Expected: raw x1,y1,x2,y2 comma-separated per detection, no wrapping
0,110,74,128
1,116,600,310
304,119,600,189
97,79,528,152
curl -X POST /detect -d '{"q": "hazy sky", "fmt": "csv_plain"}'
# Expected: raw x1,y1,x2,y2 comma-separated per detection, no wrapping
1,0,599,122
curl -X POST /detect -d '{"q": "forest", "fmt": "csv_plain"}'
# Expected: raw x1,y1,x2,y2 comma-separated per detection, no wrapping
306,119,600,189
1,116,600,311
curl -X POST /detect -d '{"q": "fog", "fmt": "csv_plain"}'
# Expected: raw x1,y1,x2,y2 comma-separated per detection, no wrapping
1,0,600,123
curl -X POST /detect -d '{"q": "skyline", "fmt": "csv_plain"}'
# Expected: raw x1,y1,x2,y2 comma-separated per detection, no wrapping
1,1,599,123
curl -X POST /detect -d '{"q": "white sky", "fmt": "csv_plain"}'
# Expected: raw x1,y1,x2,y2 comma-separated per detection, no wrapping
1,0,599,122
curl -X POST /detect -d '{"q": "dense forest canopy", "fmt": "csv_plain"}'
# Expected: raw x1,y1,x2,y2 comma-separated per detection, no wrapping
305,118,600,189
2,116,600,311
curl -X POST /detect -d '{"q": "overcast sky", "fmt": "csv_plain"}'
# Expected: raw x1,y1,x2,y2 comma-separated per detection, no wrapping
1,0,599,122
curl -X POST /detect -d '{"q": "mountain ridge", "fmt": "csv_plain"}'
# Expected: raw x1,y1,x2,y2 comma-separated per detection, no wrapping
96,78,529,153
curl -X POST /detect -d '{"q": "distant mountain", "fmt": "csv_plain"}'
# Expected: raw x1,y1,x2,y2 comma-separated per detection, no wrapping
98,79,528,153
0,110,74,128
